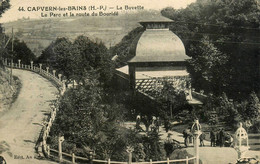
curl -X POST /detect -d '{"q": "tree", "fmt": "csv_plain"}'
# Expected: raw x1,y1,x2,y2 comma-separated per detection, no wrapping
155,79,189,120
37,37,79,86
38,35,114,87
73,35,114,87
53,37,79,85
188,36,228,95
245,92,260,122
110,27,145,67
142,131,164,161
50,70,140,161
0,0,10,19
2,38,36,64
161,0,260,100
215,93,242,128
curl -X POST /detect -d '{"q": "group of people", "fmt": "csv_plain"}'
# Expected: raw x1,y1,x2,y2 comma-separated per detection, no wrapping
136,115,161,132
210,128,233,147
182,129,206,147
183,127,233,148
182,129,193,147
135,114,173,133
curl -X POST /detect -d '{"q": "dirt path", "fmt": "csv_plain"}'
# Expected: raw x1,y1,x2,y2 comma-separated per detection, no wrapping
0,69,58,164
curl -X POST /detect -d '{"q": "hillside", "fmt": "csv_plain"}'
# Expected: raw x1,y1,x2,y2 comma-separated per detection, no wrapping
0,66,21,112
3,10,162,57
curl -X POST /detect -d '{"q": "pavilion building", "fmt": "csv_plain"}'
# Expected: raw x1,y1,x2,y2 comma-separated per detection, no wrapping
115,16,203,105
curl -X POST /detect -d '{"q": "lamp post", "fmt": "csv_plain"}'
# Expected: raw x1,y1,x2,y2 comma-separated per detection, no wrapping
234,122,250,159
191,119,202,164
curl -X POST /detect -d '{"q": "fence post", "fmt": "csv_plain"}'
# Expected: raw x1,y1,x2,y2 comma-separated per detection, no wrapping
58,136,64,162
18,59,21,68
58,74,62,81
46,67,49,74
108,158,110,164
126,146,134,164
47,145,50,157
150,159,152,164
72,153,75,163
30,61,33,70
53,70,56,77
39,63,42,73
186,156,189,164
167,158,170,164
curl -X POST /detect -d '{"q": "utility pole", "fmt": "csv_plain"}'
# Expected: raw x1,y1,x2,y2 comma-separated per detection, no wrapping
0,27,6,62
1,27,5,52
0,27,3,61
10,27,14,85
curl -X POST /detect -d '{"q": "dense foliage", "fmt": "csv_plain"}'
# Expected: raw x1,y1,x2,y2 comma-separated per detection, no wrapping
2,38,36,64
43,35,171,161
49,70,168,161
41,0,260,161
0,0,10,17
155,79,191,120
161,0,260,100
110,27,145,67
1,0,33,64
199,91,260,131
37,36,115,87
50,71,128,160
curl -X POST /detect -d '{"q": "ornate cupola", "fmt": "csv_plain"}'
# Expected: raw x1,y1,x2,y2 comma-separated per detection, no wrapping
127,16,191,89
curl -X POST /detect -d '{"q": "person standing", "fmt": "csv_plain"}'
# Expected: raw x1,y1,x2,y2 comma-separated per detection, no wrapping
150,116,156,131
143,115,150,132
136,114,141,131
210,129,216,147
216,129,221,146
219,128,225,147
164,118,171,133
183,129,189,147
199,132,206,147
164,134,174,157
155,117,161,132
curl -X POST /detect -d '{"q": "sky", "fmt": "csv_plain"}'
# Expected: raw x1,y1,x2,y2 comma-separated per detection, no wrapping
0,0,196,23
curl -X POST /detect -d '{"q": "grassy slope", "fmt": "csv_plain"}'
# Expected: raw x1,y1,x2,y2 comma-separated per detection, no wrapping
0,67,21,112
3,10,161,57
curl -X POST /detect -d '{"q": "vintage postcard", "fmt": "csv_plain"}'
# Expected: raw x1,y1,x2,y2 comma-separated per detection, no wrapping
0,0,259,164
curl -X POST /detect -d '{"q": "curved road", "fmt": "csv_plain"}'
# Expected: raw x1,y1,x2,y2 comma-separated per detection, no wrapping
0,69,58,164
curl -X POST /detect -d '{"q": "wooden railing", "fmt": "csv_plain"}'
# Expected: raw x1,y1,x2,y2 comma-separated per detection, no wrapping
3,60,64,90
47,146,196,164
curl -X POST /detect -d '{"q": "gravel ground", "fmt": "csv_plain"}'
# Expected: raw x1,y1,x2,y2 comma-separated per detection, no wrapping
0,69,58,164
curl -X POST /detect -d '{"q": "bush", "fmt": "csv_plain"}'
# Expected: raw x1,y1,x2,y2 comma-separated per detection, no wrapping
169,149,202,164
251,121,260,133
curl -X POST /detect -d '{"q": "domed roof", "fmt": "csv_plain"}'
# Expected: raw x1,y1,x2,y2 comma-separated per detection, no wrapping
129,28,190,63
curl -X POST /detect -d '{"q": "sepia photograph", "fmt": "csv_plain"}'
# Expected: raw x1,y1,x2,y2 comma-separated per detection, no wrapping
0,0,259,163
